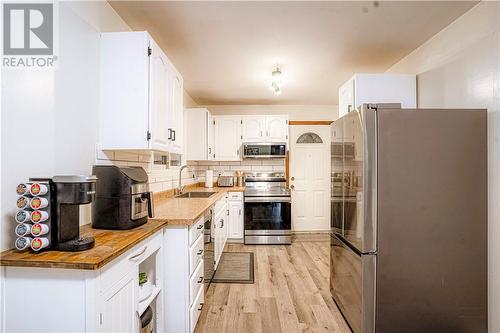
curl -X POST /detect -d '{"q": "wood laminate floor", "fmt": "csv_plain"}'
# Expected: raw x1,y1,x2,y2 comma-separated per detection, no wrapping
195,233,351,333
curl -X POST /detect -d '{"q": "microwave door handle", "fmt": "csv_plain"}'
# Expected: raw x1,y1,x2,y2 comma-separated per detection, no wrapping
144,191,154,218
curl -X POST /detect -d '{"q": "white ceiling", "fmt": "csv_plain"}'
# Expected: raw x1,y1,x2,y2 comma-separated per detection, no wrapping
110,1,477,105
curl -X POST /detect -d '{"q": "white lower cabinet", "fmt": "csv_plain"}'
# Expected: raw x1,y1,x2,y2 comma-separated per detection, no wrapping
163,216,205,333
100,272,136,332
2,231,163,333
213,194,229,269
228,192,244,240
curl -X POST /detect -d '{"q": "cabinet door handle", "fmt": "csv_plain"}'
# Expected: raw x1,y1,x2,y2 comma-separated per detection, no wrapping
348,105,353,113
128,246,147,261
197,224,203,230
220,219,224,228
168,128,172,140
260,130,263,137
197,249,203,255
209,147,211,154
239,209,241,216
226,209,229,216
198,303,204,311
172,130,176,141
197,277,203,283
266,130,269,137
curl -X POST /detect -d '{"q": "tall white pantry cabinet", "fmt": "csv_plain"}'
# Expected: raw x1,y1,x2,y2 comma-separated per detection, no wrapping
99,31,184,154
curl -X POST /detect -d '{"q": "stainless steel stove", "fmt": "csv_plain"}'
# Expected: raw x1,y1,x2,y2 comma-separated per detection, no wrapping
244,172,291,245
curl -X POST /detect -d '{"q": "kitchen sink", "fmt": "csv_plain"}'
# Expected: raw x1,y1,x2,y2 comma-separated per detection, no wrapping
176,191,217,198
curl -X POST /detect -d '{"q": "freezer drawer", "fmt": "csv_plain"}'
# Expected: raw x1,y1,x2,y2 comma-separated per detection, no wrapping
330,234,375,333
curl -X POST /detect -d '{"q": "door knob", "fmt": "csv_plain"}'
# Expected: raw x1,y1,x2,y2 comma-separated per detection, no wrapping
290,185,295,189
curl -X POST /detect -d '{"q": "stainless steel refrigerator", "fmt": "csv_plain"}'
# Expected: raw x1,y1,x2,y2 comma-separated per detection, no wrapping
330,104,487,333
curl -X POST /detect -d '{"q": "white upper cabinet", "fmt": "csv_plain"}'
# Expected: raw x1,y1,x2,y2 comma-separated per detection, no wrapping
185,108,212,160
213,116,242,161
242,115,288,143
150,39,171,152
100,31,183,153
338,77,355,118
266,116,288,142
242,116,266,142
169,72,184,154
338,73,416,118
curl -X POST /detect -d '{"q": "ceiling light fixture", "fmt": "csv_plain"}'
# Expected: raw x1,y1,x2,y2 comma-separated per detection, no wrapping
270,66,283,95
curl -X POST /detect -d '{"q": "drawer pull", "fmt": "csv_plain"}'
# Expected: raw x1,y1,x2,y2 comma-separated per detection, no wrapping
197,249,203,255
128,246,147,261
198,303,204,311
197,276,203,283
197,224,203,230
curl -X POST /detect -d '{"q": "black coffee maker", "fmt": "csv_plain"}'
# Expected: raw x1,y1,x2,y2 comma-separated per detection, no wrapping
52,175,97,251
92,166,154,230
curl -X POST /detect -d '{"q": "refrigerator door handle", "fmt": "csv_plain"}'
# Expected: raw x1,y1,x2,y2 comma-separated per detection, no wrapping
361,106,378,253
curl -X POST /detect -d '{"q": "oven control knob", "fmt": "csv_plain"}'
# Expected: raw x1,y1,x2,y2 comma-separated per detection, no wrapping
291,177,295,181
290,185,295,189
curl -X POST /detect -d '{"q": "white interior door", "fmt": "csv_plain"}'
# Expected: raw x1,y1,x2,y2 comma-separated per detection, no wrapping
290,126,331,232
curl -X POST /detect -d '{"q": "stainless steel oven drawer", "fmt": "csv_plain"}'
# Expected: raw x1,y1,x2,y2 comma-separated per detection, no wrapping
244,235,291,245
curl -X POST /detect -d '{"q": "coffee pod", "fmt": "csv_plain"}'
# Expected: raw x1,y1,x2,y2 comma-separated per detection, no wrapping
16,196,30,210
15,237,32,251
15,210,30,223
30,197,48,210
16,183,29,196
31,223,49,236
15,223,32,237
30,210,49,223
31,237,49,251
29,183,48,196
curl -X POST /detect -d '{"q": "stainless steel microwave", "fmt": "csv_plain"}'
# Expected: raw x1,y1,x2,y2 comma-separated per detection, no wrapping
242,143,286,159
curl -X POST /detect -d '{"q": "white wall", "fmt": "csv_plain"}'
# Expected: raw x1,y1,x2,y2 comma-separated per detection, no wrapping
1,1,130,252
387,2,500,331
204,104,338,121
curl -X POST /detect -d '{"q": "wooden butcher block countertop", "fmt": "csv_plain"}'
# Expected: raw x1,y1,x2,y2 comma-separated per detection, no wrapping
0,185,245,270
150,185,245,226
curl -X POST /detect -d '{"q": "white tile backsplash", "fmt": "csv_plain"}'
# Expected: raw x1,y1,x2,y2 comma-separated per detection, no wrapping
190,158,284,177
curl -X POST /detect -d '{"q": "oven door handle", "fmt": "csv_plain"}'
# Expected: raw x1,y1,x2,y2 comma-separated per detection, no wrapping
244,196,291,203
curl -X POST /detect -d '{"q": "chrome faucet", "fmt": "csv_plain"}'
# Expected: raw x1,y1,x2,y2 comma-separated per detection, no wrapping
177,165,196,194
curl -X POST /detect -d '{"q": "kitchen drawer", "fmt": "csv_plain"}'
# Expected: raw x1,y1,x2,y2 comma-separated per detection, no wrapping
100,231,162,293
189,216,205,246
189,260,204,306
189,285,204,333
228,191,243,201
189,234,204,276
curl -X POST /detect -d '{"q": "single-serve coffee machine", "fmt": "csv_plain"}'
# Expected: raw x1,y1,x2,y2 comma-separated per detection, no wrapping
92,166,154,230
52,176,97,251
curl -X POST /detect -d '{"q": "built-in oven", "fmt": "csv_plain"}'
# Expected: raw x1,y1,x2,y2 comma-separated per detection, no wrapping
243,143,286,159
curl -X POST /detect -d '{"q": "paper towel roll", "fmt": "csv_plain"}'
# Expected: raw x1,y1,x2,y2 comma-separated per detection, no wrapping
205,170,213,188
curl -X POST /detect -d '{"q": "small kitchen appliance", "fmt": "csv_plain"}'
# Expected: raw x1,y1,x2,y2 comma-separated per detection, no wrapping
217,174,234,187
52,175,97,251
92,165,154,230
